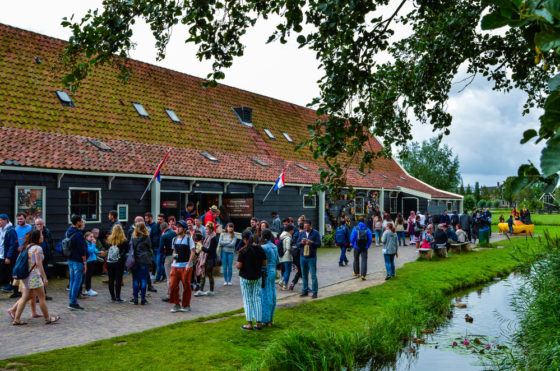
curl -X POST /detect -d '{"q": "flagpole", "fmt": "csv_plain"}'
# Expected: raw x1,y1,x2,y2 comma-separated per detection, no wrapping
261,183,276,204
138,148,171,202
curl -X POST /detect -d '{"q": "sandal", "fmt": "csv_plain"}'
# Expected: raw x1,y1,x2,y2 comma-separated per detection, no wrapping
241,325,253,330
12,320,27,326
45,315,60,325
7,309,15,320
32,313,43,319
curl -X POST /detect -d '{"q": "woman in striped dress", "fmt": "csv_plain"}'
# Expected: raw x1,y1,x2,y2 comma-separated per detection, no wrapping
259,229,280,327
236,230,266,330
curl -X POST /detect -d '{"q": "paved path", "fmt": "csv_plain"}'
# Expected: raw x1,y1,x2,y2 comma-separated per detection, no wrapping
0,234,509,359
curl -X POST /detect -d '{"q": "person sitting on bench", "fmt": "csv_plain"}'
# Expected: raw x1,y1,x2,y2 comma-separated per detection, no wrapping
434,224,448,249
455,225,468,243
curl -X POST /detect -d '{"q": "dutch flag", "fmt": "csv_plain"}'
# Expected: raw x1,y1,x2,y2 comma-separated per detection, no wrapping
274,169,286,191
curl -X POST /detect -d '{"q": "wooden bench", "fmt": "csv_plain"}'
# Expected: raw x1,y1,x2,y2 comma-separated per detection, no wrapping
418,248,433,260
435,244,448,258
449,242,470,254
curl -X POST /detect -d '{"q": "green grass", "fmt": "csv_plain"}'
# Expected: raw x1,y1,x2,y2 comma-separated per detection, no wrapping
490,210,560,226
3,228,559,371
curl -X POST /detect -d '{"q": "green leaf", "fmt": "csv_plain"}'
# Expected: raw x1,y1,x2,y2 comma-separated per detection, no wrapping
481,12,511,30
544,0,560,20
296,34,306,44
549,73,560,91
520,129,538,143
534,30,560,51
533,8,555,23
540,133,560,176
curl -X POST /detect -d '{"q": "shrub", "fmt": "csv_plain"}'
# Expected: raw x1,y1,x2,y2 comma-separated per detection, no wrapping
464,195,476,210
477,199,487,208
493,200,501,208
322,232,335,246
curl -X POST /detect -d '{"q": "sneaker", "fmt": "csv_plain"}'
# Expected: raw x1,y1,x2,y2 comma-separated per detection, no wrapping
132,299,139,305
86,289,98,297
194,291,205,297
312,293,318,299
170,305,181,313
115,299,125,303
223,282,228,286
1,285,13,292
206,291,215,296
45,296,53,301
180,306,191,312
361,275,366,281
339,264,344,267
228,282,233,286
150,274,156,280
300,292,308,297
281,284,288,291
289,283,294,291
353,273,359,277
141,300,148,305
385,276,391,281
65,286,70,291
161,297,170,302
68,303,84,310
148,287,157,293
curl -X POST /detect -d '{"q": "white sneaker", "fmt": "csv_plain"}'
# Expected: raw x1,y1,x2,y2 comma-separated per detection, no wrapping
223,282,228,286
170,305,180,313
228,282,233,286
207,291,215,296
194,291,205,297
86,289,98,297
180,306,191,312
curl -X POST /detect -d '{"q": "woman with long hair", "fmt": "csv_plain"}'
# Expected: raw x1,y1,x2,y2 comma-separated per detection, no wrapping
218,222,237,286
106,224,128,303
407,211,416,245
12,230,59,325
395,213,406,246
237,230,266,330
131,222,152,305
259,229,280,326
195,222,218,296
382,223,398,280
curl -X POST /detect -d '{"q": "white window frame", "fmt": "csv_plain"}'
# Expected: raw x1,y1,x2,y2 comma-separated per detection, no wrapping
117,204,129,222
263,128,275,139
389,192,398,214
354,196,365,215
68,187,102,224
132,103,149,117
14,186,47,225
303,194,317,208
447,201,453,211
282,132,293,143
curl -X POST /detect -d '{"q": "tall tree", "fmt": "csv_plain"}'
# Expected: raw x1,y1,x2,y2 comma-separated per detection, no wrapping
459,184,465,195
474,182,481,202
466,185,472,196
397,137,461,192
60,0,560,194
481,185,490,201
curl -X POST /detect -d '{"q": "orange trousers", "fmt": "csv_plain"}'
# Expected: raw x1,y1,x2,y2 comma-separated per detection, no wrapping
169,266,193,307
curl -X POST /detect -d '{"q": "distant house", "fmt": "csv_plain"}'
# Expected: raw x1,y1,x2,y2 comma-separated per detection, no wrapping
539,192,558,212
0,24,462,239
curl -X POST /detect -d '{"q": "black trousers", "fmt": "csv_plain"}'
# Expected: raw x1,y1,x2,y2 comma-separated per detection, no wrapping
83,261,97,291
107,262,125,300
353,248,368,276
291,253,301,285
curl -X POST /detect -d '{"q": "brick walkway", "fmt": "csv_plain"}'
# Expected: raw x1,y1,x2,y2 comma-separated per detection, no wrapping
0,235,508,359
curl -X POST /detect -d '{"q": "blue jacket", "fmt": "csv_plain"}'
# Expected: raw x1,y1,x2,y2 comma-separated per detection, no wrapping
296,229,322,258
3,225,19,260
66,226,87,263
86,241,99,263
350,222,373,249
147,222,161,250
159,229,177,256
441,214,451,225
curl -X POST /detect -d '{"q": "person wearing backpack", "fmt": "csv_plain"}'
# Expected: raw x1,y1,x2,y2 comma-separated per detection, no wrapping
350,218,372,280
105,224,128,303
131,222,153,305
11,229,59,325
278,224,294,290
382,223,399,280
335,219,351,267
66,215,87,311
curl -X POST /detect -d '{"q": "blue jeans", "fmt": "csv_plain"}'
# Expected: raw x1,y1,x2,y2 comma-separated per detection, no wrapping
338,245,349,265
375,230,382,244
68,260,84,305
282,262,291,285
222,251,234,283
132,264,149,301
397,231,405,245
300,256,318,294
384,254,395,277
155,250,166,280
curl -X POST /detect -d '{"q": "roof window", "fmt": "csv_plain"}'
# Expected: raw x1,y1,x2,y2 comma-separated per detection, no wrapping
263,129,275,139
55,91,75,107
380,174,388,179
232,106,253,127
399,176,407,181
357,170,365,176
34,57,41,64
132,103,149,118
295,163,309,171
282,132,293,143
165,109,181,123
251,158,269,167
87,139,114,152
200,152,219,162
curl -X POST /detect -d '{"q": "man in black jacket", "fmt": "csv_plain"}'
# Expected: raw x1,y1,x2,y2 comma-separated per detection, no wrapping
66,215,87,310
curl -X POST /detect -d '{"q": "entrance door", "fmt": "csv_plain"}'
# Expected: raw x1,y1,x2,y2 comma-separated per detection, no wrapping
402,197,419,217
188,193,221,219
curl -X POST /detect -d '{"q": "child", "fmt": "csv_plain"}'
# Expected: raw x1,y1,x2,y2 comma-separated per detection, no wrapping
507,215,514,236
83,232,101,296
499,215,505,223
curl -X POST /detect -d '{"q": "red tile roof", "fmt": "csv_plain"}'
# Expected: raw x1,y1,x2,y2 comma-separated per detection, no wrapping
0,24,460,199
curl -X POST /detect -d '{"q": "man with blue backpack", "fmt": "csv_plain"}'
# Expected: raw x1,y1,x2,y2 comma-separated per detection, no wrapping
334,219,351,267
350,217,373,281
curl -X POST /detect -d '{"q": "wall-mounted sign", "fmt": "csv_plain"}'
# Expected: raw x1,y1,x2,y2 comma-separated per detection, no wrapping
15,186,46,225
162,200,178,208
223,198,253,218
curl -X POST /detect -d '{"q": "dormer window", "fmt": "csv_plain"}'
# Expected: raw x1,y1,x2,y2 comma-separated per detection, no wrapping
55,91,75,107
132,103,149,118
165,109,181,123
263,129,275,139
232,106,253,127
282,132,293,143
200,152,219,162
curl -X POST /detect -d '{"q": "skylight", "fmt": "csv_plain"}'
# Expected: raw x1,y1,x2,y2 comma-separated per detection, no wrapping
263,129,275,139
357,170,365,176
380,174,389,179
251,158,269,167
200,152,219,162
165,109,181,123
232,107,253,127
87,139,114,152
55,91,74,107
282,132,293,143
132,103,149,118
295,163,309,171
399,176,407,181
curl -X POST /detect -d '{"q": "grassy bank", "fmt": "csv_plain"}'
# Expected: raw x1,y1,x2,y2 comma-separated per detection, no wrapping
2,228,558,371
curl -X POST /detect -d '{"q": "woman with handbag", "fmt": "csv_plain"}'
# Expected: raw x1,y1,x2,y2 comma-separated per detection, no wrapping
106,225,128,303
130,222,152,305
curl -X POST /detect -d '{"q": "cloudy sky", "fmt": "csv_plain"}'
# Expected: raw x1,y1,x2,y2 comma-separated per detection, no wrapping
0,1,544,188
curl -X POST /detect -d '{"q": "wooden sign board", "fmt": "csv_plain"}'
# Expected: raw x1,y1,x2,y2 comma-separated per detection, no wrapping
224,198,253,218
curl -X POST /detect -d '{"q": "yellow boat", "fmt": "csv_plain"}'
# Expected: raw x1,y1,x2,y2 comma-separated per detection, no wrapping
498,220,535,234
